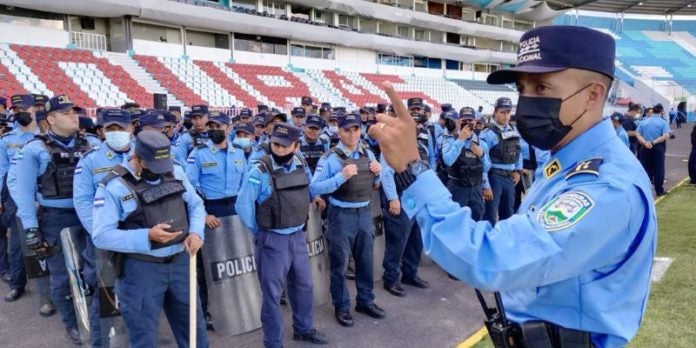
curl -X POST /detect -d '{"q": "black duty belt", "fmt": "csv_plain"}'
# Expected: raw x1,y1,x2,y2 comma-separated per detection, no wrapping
490,168,514,178
204,196,237,206
331,204,370,213
127,251,182,264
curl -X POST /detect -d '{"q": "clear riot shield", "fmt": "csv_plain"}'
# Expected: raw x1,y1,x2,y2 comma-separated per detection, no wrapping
306,204,330,307
371,190,385,282
96,248,129,347
60,226,90,346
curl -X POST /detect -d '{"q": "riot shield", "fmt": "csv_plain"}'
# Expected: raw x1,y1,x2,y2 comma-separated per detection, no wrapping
16,217,50,278
371,190,385,282
306,204,330,307
60,226,90,346
96,248,129,348
201,215,262,336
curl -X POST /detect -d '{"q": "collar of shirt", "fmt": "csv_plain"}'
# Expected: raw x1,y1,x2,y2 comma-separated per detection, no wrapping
547,119,614,173
336,142,363,158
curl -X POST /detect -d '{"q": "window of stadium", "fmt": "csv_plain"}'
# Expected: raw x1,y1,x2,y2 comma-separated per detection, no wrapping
234,0,256,11
397,26,412,39
290,44,335,60
378,53,413,67
234,33,287,55
263,0,286,16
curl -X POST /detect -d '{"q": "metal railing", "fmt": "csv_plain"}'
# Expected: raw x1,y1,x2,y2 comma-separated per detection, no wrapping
70,31,107,51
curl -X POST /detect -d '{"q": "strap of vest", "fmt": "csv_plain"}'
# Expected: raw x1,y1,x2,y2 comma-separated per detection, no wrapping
139,177,186,204
82,147,96,158
257,155,273,174
99,165,130,186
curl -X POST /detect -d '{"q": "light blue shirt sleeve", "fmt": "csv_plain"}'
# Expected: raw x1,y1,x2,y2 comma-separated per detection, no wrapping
399,170,644,291
92,181,151,253
73,154,97,234
185,148,202,193
309,154,347,197
175,165,206,240
480,141,491,190
442,138,469,166
0,138,9,202
8,141,45,229
659,118,671,136
380,155,398,201
235,165,267,234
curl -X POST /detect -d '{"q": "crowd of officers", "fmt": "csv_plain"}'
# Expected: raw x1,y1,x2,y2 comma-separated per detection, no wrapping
0,90,672,348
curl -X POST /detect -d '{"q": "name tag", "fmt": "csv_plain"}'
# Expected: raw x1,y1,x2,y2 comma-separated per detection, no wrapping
500,131,519,140
202,162,218,168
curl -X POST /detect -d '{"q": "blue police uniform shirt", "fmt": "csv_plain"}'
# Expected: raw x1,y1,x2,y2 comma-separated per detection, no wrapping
615,125,629,147
310,142,380,208
300,135,329,153
636,116,671,142
92,162,205,257
185,143,248,200
379,155,401,202
175,131,211,164
8,133,86,229
479,123,523,171
86,133,102,148
73,143,132,235
398,120,656,347
441,133,491,189
235,155,313,235
0,128,36,201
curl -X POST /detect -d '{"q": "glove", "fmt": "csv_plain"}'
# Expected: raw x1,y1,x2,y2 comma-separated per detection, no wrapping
25,228,44,250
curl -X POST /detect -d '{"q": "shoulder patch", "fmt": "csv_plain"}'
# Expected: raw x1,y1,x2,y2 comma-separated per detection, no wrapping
543,159,562,179
93,197,105,208
565,158,602,180
536,191,595,232
121,193,135,202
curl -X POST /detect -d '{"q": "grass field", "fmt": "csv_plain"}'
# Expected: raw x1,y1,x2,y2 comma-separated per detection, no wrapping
470,183,696,348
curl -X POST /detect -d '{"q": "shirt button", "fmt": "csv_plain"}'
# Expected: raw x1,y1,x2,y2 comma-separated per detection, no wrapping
406,198,415,210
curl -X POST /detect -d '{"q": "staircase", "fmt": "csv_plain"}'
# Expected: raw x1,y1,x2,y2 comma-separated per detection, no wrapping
296,70,353,108
105,51,183,107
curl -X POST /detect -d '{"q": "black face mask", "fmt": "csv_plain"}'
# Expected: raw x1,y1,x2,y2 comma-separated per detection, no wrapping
444,119,457,133
15,112,33,127
140,168,161,181
515,84,591,151
209,129,226,144
271,151,294,165
183,119,193,130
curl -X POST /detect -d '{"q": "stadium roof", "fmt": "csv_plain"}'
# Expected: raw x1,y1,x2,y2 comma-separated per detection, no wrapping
547,0,696,15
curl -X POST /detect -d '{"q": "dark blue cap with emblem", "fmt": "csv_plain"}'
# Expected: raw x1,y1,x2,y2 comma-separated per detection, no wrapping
270,123,301,147
292,107,306,116
190,105,209,117
208,112,230,126
168,106,181,113
32,94,48,106
487,25,616,85
459,107,476,119
235,124,255,136
239,108,252,117
257,104,269,113
444,110,459,121
73,106,87,117
441,103,453,112
135,130,174,174
252,114,266,126
10,95,34,110
140,109,167,128
301,96,312,105
424,105,431,113
164,111,177,124
339,114,361,129
101,108,132,128
653,103,664,113
329,113,341,122
130,109,145,121
46,95,75,113
407,98,424,109
494,97,513,111
305,114,323,129
79,116,95,130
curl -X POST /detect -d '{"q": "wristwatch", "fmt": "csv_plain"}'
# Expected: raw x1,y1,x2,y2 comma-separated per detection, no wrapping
394,160,430,193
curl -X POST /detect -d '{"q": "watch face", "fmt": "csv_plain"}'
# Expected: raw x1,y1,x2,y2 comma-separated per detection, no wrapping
411,161,429,175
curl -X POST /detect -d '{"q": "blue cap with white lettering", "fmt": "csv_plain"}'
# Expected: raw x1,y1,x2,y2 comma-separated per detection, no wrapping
487,26,615,85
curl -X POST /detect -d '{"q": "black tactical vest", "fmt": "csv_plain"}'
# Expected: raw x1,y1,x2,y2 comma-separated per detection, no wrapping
37,134,92,199
101,165,189,249
330,147,374,203
300,139,326,174
447,148,483,187
189,130,209,148
487,125,521,164
328,134,339,148
255,155,310,230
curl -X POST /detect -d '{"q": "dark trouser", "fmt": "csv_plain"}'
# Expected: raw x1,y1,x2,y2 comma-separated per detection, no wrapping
381,207,422,285
447,179,484,221
116,252,208,348
640,143,666,194
689,148,696,184
40,207,84,331
0,221,8,275
484,170,515,225
326,204,374,312
254,229,314,348
629,139,638,156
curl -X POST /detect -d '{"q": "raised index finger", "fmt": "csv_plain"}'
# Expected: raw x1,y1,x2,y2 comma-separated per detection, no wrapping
382,81,410,122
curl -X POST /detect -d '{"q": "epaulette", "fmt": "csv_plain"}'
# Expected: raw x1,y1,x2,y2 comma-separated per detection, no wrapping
565,157,603,180
99,165,129,186
82,147,97,158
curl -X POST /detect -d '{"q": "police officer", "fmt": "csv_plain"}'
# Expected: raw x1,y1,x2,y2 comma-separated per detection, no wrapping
78,112,102,148
120,102,140,113
163,110,180,144
92,130,208,347
301,96,313,114
408,98,439,170
610,112,630,147
235,123,328,348
635,104,671,196
371,26,656,347
0,95,53,317
310,113,384,327
480,97,523,225
73,108,133,347
291,106,306,128
442,108,489,221
320,113,340,148
238,108,253,125
252,114,268,144
9,95,93,344
300,115,329,174
622,103,642,154
231,124,257,159
175,104,211,164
